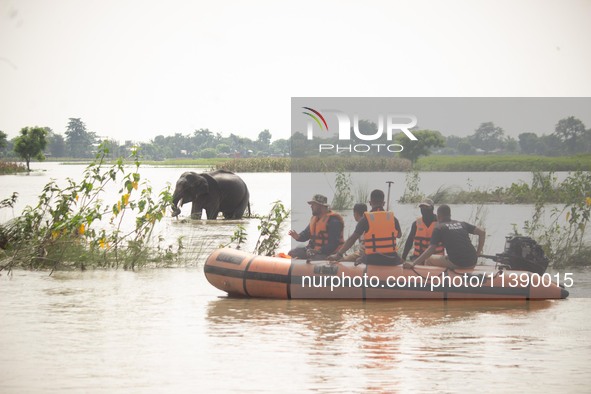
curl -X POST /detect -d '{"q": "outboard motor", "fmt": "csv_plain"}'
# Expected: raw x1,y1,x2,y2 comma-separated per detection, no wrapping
487,236,549,275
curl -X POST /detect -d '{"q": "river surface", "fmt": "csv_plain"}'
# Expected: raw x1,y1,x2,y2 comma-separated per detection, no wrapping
1,163,590,392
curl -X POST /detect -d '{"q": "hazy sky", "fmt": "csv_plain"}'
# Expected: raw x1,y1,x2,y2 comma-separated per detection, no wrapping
1,0,590,142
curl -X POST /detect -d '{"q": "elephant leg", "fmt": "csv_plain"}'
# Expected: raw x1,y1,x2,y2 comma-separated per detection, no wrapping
191,202,202,219
206,201,221,219
230,194,249,219
207,209,220,220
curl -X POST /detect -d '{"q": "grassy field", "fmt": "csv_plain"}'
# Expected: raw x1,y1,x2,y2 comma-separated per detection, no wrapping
415,154,591,171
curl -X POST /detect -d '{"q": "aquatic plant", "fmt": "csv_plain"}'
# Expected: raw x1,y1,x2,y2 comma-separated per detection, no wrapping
398,170,424,204
0,161,27,175
253,201,290,256
0,143,179,272
522,171,591,267
331,171,354,210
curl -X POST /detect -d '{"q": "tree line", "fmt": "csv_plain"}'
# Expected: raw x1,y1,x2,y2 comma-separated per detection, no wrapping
0,116,589,170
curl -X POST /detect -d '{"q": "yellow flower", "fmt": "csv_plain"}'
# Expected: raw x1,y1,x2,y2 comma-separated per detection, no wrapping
74,193,79,202
99,238,109,249
122,194,130,206
51,230,60,240
586,196,591,207
78,223,85,235
117,201,122,212
132,181,139,190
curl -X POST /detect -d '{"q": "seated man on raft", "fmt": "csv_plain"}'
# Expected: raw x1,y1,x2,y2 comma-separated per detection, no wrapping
401,198,444,261
288,194,344,261
328,189,402,266
404,204,486,269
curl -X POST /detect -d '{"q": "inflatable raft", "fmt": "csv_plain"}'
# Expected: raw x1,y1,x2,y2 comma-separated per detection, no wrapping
204,248,569,300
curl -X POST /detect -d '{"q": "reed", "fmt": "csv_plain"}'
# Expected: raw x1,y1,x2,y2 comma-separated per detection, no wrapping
0,161,27,174
415,154,591,172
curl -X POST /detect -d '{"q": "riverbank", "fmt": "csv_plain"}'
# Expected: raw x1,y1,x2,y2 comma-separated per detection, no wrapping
15,154,591,172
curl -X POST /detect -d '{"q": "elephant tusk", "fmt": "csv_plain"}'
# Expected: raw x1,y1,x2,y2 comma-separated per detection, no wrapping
176,197,184,209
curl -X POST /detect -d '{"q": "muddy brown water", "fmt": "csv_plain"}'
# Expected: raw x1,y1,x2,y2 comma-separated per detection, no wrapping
1,164,590,392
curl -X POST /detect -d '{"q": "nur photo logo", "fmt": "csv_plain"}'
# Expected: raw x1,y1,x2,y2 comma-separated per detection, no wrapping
301,107,419,153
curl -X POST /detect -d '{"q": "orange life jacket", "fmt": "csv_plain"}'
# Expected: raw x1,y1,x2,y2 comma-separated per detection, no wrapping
309,211,344,252
413,217,444,257
363,211,399,255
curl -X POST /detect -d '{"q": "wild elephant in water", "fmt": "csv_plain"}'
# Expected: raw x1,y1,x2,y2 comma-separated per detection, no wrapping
171,170,250,219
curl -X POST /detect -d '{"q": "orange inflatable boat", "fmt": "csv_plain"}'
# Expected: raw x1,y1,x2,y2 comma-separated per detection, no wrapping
204,248,569,300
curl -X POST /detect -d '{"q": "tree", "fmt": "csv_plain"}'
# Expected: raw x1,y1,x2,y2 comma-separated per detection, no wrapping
553,116,586,154
216,143,231,154
472,122,505,152
257,129,272,152
457,139,475,155
539,134,562,156
270,138,290,156
198,148,217,158
0,130,7,149
65,118,96,158
45,129,66,158
394,129,445,164
13,126,47,171
518,132,539,154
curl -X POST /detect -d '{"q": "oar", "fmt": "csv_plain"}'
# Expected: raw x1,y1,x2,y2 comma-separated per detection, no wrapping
386,181,394,211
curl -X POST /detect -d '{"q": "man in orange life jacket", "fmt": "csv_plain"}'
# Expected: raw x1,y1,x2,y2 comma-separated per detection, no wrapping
328,189,402,266
401,198,444,261
404,204,486,269
288,194,344,260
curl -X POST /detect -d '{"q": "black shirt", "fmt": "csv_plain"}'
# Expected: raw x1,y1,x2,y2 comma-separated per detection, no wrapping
430,220,477,267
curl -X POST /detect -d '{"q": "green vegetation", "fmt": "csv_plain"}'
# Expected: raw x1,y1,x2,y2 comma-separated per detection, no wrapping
520,171,591,268
331,171,354,210
215,157,412,172
399,171,423,204
0,161,27,174
0,144,179,272
253,201,290,256
141,158,228,167
415,155,591,172
13,126,47,171
396,169,591,267
217,157,291,172
394,129,445,163
221,201,290,256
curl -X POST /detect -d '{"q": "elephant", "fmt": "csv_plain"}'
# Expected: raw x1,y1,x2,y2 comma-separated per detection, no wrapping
171,170,250,220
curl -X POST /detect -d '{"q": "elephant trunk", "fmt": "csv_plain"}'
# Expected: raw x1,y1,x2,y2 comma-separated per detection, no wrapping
171,196,183,217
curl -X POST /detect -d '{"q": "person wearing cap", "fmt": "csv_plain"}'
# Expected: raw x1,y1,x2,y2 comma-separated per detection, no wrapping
401,198,444,261
404,204,486,269
328,189,402,266
288,194,344,260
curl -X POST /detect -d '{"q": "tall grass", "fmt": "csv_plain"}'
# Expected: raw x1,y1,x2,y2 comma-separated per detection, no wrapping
415,154,591,172
216,157,411,172
0,161,27,174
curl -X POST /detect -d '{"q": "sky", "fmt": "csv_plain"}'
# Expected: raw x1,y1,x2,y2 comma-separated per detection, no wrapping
1,0,590,143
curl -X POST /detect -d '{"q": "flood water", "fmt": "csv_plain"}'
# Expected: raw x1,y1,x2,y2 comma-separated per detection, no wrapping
1,163,590,392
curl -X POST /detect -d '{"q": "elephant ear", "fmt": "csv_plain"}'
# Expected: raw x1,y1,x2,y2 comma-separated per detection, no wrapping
200,173,220,198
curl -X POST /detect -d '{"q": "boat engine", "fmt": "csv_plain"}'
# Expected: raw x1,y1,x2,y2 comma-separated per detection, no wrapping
488,235,549,275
